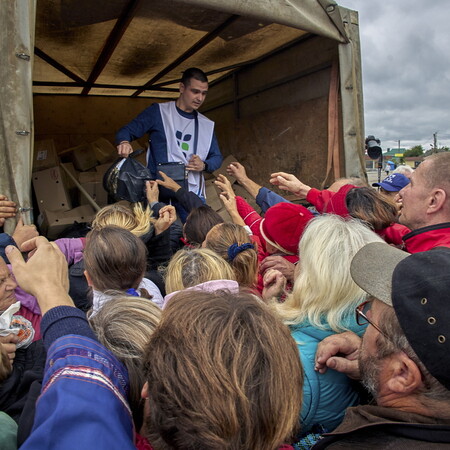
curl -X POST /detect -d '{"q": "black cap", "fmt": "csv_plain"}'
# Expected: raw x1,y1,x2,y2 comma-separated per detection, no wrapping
351,243,450,390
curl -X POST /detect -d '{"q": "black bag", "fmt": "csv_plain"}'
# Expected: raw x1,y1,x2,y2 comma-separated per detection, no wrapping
103,150,152,203
156,162,187,188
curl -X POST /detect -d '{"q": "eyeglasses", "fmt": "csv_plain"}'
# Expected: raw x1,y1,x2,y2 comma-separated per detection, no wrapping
356,300,386,336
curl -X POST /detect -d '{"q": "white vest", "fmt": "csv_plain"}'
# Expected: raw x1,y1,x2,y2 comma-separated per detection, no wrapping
159,101,214,197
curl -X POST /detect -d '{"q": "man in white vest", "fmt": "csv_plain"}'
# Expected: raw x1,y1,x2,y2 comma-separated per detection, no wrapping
115,68,223,202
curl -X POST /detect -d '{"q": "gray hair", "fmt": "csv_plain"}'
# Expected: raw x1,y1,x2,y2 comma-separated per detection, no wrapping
392,165,414,177
375,307,450,417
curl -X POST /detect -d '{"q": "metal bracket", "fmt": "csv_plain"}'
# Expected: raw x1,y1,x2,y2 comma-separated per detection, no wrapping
18,207,33,213
15,130,31,136
15,53,30,61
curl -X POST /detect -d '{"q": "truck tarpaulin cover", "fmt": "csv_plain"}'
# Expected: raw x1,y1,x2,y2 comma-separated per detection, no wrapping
1,0,364,225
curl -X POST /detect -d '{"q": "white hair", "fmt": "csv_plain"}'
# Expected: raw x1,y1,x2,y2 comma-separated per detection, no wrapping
275,214,383,332
392,165,414,177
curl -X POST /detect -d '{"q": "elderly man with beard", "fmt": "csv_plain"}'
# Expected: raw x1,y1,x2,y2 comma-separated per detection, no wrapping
313,242,450,449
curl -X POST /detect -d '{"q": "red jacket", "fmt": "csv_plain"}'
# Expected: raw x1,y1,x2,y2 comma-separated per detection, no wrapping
235,196,298,293
306,186,411,246
306,185,355,216
403,223,450,253
377,223,411,246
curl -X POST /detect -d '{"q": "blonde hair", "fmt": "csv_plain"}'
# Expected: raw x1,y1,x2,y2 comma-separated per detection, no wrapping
204,223,258,288
275,214,383,332
92,203,154,237
165,248,236,294
89,296,161,429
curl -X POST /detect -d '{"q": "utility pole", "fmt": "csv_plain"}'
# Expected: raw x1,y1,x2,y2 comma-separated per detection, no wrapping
433,132,438,153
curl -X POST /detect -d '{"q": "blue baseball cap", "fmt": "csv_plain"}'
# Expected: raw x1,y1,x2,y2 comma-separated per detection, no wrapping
372,173,410,192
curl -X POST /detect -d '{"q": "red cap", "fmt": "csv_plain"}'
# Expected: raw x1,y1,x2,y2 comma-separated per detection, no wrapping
260,203,314,255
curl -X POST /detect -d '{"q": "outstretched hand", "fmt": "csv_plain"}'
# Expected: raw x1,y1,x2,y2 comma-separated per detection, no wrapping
269,172,311,199
145,180,160,204
215,174,246,226
226,162,247,183
214,174,235,198
154,205,177,235
155,171,181,192
6,237,73,314
215,175,236,212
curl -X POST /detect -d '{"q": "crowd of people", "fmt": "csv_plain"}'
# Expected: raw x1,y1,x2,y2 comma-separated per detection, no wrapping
0,150,449,449
1,65,450,448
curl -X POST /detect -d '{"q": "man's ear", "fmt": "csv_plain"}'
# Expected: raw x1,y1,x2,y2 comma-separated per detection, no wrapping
427,188,446,214
385,352,422,394
179,82,185,94
141,381,149,399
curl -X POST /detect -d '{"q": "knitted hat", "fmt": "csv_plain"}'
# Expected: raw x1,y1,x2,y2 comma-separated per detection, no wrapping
260,202,314,255
324,184,355,216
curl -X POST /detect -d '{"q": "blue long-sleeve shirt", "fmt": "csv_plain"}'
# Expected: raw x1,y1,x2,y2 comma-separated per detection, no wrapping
116,102,223,179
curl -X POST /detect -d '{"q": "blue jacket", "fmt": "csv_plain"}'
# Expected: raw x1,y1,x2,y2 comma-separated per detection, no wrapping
0,233,16,264
116,102,223,179
22,307,135,449
290,313,366,434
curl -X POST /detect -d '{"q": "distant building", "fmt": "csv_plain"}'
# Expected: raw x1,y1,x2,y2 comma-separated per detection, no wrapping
404,156,423,168
385,148,406,157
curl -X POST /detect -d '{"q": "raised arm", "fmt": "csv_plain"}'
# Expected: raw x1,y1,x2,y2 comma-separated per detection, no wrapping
214,175,245,227
269,172,311,199
226,162,261,199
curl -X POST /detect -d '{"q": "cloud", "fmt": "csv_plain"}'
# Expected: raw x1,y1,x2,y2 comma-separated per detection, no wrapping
339,0,450,149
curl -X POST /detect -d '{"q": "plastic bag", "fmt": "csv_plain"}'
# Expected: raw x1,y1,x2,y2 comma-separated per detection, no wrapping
103,150,152,203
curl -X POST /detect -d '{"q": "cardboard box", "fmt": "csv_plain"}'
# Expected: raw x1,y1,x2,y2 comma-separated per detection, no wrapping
33,139,59,172
92,138,117,164
41,205,96,240
212,154,239,185
216,207,232,222
32,166,72,214
62,143,98,171
78,171,98,184
79,181,108,208
95,163,114,181
205,179,223,212
60,162,78,184
59,162,80,208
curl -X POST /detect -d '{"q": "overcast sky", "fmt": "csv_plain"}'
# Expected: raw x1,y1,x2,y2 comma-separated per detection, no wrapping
338,0,450,151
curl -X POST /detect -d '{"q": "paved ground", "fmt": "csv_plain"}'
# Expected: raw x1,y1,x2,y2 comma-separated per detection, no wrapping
366,169,387,186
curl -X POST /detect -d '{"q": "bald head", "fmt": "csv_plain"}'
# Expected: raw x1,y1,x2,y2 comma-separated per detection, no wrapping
424,152,450,191
398,152,450,229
